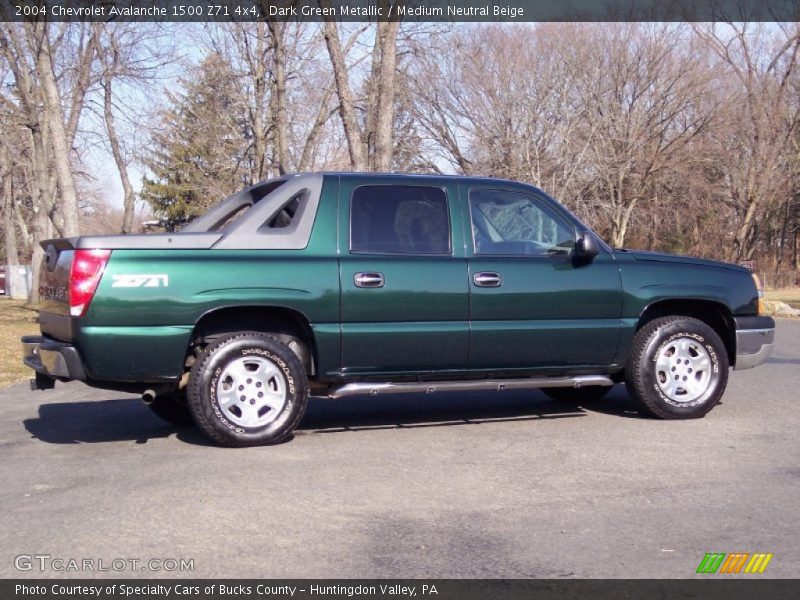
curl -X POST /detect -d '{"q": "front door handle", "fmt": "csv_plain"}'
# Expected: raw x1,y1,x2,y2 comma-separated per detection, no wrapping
354,272,385,288
473,272,502,287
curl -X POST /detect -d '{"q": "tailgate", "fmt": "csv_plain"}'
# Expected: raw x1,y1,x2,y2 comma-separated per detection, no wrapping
38,238,75,341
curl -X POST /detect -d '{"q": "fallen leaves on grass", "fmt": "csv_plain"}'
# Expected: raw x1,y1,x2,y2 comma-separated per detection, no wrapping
0,299,39,387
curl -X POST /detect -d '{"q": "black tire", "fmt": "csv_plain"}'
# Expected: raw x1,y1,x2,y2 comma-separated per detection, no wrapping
625,316,728,419
187,332,308,447
542,386,612,403
146,390,194,426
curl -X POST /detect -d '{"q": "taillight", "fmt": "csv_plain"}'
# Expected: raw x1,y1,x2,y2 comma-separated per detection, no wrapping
69,249,111,317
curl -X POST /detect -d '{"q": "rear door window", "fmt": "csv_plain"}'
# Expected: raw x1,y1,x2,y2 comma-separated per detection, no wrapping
350,185,451,255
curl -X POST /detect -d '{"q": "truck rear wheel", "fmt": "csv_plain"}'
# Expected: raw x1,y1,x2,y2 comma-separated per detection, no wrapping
146,390,193,426
625,316,728,419
187,332,309,447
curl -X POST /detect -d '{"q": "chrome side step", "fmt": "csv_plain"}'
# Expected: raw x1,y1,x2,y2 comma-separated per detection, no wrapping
326,375,613,400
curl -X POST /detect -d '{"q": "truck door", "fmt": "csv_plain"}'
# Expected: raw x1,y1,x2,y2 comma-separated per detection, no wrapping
464,184,623,369
338,178,469,374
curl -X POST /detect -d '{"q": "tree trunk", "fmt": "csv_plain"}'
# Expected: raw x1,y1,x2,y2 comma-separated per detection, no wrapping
28,203,53,304
28,123,61,236
251,23,269,181
773,197,792,280
2,170,19,266
102,75,136,233
15,207,32,251
611,197,638,248
65,27,98,151
372,19,400,171
364,28,383,167
297,87,334,171
731,198,759,262
267,22,289,175
34,24,82,237
322,19,367,170
26,126,54,303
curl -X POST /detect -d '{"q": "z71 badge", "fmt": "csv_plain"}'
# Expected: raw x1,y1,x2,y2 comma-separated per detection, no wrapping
111,274,169,288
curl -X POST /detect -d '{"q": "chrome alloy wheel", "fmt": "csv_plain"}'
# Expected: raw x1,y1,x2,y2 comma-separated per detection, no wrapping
654,337,714,403
215,356,287,427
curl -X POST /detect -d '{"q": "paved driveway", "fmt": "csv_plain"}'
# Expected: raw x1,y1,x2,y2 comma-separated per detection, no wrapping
1,320,798,578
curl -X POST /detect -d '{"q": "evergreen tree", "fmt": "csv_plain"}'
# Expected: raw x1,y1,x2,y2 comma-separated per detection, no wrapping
141,54,250,226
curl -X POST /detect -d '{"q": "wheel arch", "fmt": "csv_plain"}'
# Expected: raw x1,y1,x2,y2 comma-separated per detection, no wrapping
636,298,736,366
191,305,318,376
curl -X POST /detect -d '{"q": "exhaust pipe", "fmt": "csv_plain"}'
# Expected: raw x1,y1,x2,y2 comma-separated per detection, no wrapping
141,389,157,405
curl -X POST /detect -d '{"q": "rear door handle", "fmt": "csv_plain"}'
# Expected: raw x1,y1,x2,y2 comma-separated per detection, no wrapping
354,272,385,288
473,272,502,287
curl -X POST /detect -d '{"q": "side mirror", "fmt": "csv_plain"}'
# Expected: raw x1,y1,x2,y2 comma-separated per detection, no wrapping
574,231,599,260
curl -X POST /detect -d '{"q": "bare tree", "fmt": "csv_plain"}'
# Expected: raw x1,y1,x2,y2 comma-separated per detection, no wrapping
321,2,403,171
32,22,96,237
321,19,368,170
211,22,272,180
694,22,800,261
1,21,98,300
0,142,19,265
370,15,401,170
266,21,290,175
209,22,335,180
566,24,715,247
97,27,136,233
94,24,173,233
410,24,593,193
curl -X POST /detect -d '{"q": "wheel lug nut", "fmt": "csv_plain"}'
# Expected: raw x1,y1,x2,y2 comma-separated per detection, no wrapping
688,368,692,373
671,367,676,372
258,392,263,398
675,375,679,380
250,399,256,405
256,382,262,387
238,385,244,391
683,376,687,381
247,378,252,384
240,395,246,401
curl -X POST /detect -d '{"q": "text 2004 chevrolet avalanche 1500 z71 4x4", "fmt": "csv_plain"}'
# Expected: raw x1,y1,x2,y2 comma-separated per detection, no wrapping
22,173,775,447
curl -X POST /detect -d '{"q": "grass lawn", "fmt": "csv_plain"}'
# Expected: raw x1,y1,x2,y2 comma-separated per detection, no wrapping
0,298,39,387
764,288,800,309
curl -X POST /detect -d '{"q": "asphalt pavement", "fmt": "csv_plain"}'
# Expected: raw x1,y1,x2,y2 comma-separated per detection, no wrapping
1,320,798,579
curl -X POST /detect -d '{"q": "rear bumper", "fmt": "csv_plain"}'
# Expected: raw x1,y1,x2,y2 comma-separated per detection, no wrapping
21,335,86,381
733,316,775,370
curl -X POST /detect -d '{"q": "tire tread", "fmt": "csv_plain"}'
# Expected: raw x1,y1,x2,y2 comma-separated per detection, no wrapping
624,316,728,419
187,331,308,447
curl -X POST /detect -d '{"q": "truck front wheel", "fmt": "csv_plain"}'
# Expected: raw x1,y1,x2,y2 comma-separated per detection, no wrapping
187,332,309,447
625,316,728,419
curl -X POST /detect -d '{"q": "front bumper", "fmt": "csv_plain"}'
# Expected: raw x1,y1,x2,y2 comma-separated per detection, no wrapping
22,335,86,382
734,316,775,370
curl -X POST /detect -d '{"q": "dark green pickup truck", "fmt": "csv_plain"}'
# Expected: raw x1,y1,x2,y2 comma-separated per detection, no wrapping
22,173,775,447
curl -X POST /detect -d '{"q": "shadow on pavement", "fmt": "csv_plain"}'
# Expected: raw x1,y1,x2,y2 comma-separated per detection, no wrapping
23,385,643,445
568,385,648,420
299,384,644,432
23,398,208,445
766,356,800,365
